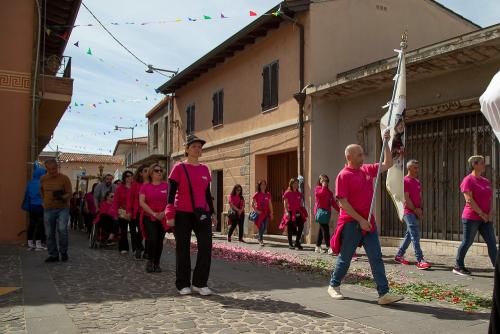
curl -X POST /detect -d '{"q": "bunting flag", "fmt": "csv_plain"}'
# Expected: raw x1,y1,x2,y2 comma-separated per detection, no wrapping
188,17,197,21
480,71,500,142
203,15,212,20
380,46,407,220
221,13,228,19
250,11,257,16
74,41,79,47
86,48,92,55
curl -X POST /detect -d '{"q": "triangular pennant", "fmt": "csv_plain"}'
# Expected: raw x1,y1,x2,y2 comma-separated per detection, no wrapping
249,11,257,16
60,32,68,41
92,104,96,108
73,41,79,47
86,48,92,55
203,15,212,20
145,96,148,100
272,10,282,17
175,18,182,22
105,100,109,103
113,99,116,103
188,17,197,21
221,13,228,19
74,102,78,107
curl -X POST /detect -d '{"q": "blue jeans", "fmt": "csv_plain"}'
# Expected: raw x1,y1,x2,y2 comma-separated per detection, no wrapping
44,208,70,258
258,218,269,241
456,219,497,268
397,214,424,261
330,221,389,296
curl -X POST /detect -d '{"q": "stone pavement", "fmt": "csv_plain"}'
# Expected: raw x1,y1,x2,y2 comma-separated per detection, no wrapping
0,231,494,334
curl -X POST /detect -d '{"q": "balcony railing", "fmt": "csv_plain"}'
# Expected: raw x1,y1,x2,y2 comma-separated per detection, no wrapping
42,55,72,78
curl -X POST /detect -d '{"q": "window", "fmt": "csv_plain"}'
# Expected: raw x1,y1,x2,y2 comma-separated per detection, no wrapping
262,60,279,111
126,152,132,166
212,89,224,126
153,123,159,148
186,104,195,134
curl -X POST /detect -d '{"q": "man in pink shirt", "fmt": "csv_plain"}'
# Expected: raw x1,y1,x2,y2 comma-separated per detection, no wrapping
394,160,431,269
328,131,403,305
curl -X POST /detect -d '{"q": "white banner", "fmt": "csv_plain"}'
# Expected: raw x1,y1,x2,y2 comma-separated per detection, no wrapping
480,71,500,142
380,51,406,220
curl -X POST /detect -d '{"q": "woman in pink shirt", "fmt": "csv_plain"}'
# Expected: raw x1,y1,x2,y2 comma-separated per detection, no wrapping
83,183,97,238
95,191,117,245
283,178,306,250
128,164,149,260
112,170,133,254
165,135,216,296
314,174,338,254
139,163,170,273
252,180,273,246
227,184,246,243
454,155,497,276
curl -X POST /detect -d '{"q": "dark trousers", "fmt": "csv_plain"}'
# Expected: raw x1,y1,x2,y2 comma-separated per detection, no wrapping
130,214,144,252
316,223,330,248
174,211,212,290
84,213,95,237
28,209,45,241
490,247,500,334
287,214,304,246
143,216,165,265
70,212,79,230
99,214,116,236
118,218,130,251
227,214,244,240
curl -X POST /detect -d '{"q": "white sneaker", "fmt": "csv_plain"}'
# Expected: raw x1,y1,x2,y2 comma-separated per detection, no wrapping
27,240,35,251
35,240,44,251
327,286,344,300
178,287,192,295
314,246,322,253
327,248,334,255
378,293,404,305
192,286,213,296
120,250,128,254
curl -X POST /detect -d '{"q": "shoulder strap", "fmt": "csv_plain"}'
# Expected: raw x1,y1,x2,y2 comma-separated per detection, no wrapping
181,163,196,211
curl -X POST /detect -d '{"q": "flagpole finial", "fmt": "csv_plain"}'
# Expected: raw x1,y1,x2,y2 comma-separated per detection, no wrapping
400,30,408,50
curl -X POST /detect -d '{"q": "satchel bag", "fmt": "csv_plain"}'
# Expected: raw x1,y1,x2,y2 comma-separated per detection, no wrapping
181,163,211,224
315,208,331,224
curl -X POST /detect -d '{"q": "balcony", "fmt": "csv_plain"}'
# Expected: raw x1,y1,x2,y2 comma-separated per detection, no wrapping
37,56,73,154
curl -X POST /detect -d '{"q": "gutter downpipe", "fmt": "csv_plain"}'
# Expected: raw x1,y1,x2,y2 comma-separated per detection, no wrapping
31,0,42,169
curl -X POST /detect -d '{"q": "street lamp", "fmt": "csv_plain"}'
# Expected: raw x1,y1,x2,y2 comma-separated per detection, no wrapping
115,125,135,166
146,64,178,76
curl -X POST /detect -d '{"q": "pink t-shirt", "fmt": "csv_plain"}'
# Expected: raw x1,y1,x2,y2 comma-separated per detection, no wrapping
336,163,378,226
252,192,272,212
314,185,335,215
139,182,168,220
168,162,212,212
404,176,421,215
461,174,492,220
228,194,244,210
283,190,302,211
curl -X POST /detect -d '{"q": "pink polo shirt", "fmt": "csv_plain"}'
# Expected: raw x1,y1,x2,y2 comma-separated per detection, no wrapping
168,162,212,212
252,192,271,212
228,194,244,210
336,163,378,227
404,176,421,215
461,174,492,221
283,190,302,211
139,182,168,220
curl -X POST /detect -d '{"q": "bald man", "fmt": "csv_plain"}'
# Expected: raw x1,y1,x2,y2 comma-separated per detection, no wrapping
328,131,404,305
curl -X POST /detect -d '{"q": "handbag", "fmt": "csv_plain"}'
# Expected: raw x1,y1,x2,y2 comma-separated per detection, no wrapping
315,208,331,224
249,211,259,222
228,208,238,221
181,163,211,224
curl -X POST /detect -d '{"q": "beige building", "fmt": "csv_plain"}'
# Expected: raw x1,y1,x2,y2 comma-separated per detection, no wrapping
113,136,148,169
307,24,500,254
156,0,481,242
39,152,124,192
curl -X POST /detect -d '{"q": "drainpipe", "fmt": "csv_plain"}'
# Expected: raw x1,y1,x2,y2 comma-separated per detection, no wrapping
31,0,42,169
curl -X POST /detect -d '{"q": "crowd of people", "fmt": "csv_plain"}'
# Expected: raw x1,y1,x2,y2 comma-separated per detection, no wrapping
23,132,498,317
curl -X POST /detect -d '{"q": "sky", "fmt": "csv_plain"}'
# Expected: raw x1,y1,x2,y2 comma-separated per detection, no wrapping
46,0,500,155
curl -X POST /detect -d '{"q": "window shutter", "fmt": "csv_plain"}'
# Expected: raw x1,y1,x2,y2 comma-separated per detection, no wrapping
191,105,195,133
262,65,270,110
186,107,190,134
212,93,218,126
270,61,279,107
219,90,224,124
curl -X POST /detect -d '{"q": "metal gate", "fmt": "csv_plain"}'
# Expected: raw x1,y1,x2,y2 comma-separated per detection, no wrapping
381,112,500,241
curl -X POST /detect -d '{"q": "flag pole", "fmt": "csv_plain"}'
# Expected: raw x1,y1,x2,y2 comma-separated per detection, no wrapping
367,32,408,225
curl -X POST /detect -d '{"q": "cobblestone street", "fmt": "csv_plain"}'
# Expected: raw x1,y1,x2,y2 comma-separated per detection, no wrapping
0,231,493,333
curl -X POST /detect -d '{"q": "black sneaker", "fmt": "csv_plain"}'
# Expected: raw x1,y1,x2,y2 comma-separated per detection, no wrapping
142,252,149,260
146,261,154,273
134,249,142,260
295,244,304,250
154,264,162,273
44,256,59,263
289,245,295,250
61,254,68,262
452,266,471,276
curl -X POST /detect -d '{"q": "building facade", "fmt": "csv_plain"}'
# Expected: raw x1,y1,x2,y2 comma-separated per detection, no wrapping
112,137,149,170
0,0,80,243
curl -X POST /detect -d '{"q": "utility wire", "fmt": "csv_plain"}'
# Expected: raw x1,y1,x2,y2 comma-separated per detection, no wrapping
81,2,169,77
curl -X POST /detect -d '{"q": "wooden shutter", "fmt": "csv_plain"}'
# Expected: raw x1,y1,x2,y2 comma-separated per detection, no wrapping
191,105,195,133
270,61,279,107
212,92,218,126
262,65,270,110
218,90,224,124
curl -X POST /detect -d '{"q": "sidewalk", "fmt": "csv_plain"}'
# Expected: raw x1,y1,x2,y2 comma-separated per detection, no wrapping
0,231,493,333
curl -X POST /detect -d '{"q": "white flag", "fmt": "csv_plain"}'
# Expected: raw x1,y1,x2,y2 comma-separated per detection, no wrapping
480,71,500,142
380,51,406,220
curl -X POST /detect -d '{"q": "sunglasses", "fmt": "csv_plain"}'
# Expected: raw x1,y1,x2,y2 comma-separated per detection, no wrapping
153,169,163,173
